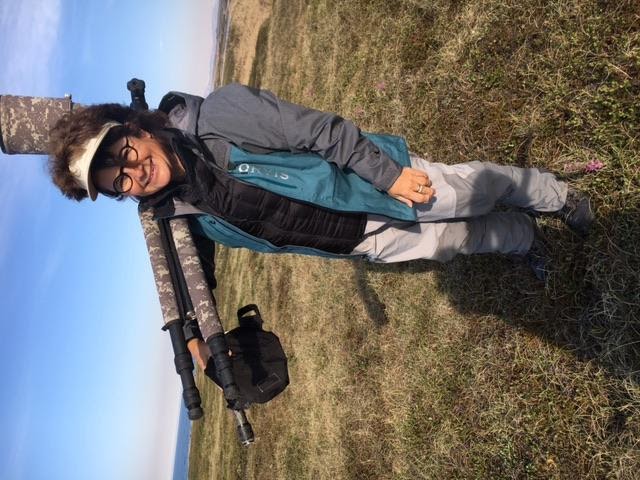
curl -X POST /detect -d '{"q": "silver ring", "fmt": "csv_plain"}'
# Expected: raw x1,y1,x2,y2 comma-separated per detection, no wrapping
417,184,424,194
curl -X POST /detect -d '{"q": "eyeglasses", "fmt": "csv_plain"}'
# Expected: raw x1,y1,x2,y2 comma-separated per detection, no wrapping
112,137,138,194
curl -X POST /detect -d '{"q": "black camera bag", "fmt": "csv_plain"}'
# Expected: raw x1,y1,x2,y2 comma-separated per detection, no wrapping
204,304,289,408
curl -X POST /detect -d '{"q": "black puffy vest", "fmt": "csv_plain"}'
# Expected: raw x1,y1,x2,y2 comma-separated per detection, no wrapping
150,130,368,255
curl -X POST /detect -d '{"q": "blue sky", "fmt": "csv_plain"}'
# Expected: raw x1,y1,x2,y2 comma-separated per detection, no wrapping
0,1,217,478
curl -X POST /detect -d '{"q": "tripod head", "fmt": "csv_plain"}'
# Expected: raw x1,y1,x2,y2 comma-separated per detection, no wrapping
127,78,149,111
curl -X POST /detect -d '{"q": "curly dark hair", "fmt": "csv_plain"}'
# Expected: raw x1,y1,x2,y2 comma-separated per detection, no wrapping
48,104,170,201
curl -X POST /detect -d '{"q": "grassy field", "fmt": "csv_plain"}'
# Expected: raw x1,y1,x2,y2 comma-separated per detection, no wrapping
189,0,640,478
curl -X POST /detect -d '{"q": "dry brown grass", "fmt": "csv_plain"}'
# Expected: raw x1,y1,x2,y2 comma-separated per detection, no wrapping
217,0,272,86
190,0,640,478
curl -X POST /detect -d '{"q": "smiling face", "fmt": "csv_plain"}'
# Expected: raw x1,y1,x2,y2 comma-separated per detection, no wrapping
91,130,181,198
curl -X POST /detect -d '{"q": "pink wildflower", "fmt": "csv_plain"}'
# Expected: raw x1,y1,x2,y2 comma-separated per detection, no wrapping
584,160,605,173
374,81,386,91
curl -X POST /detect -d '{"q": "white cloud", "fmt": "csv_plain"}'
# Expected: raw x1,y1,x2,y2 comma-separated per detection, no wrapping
0,0,63,276
0,0,61,93
0,0,62,267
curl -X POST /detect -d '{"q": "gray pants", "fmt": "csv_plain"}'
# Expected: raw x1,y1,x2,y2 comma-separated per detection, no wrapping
352,155,568,263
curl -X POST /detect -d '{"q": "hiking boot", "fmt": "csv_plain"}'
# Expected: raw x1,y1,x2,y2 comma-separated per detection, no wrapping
556,187,594,236
524,226,550,282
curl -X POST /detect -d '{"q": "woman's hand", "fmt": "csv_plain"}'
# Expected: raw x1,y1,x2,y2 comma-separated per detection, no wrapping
387,167,435,208
187,338,212,370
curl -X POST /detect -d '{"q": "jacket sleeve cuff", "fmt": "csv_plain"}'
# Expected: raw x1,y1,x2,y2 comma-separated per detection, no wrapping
372,152,404,191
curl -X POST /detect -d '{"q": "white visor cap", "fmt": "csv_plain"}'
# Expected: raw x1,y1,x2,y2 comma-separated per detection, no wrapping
68,121,122,201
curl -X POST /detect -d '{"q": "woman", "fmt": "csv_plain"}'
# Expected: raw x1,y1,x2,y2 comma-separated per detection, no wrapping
48,83,593,273
49,83,595,368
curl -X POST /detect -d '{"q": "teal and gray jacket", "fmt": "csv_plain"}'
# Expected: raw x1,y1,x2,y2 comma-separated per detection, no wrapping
156,84,416,258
